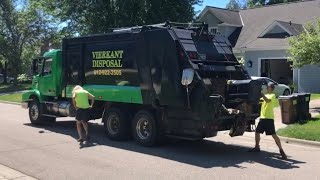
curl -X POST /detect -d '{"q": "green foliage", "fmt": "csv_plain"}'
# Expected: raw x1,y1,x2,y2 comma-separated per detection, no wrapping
226,0,241,10
246,0,299,8
0,0,59,77
17,73,29,83
35,0,203,35
288,19,320,68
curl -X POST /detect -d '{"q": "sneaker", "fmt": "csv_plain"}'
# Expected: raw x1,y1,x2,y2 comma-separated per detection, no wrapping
77,138,84,143
280,149,287,160
248,147,261,152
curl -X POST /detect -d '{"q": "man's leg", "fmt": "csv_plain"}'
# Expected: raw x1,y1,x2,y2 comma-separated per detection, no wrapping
255,132,261,148
272,134,287,159
249,120,264,152
76,121,83,141
249,132,261,152
272,134,283,149
81,121,89,140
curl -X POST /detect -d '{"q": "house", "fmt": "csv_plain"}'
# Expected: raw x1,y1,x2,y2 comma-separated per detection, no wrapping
198,0,320,93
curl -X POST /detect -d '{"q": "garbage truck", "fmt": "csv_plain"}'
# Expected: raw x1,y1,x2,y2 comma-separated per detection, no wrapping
21,22,262,146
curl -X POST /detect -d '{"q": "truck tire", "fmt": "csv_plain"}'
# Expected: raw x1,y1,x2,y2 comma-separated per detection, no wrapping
132,110,157,147
29,99,44,125
103,108,129,140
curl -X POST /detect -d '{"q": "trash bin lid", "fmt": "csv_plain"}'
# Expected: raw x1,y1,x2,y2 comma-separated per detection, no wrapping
279,96,291,99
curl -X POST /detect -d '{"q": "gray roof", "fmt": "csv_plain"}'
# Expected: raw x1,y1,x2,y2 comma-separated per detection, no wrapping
206,7,242,27
276,20,304,36
235,0,320,50
200,0,320,50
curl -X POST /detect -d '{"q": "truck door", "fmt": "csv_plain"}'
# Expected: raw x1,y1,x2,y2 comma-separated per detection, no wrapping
38,57,56,96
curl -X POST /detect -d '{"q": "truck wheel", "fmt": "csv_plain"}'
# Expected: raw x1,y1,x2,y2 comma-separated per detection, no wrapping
103,108,129,140
132,110,157,146
29,99,44,125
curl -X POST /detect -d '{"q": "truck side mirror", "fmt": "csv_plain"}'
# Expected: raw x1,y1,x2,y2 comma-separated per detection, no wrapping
32,58,38,75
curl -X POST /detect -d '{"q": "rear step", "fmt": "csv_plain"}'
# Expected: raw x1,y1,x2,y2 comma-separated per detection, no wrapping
166,135,203,141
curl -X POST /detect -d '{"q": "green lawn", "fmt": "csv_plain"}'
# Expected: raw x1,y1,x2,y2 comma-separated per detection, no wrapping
0,93,22,103
277,115,320,142
0,84,31,93
311,94,320,100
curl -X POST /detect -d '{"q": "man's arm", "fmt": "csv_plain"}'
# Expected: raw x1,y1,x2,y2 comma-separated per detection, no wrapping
261,93,271,103
88,93,95,108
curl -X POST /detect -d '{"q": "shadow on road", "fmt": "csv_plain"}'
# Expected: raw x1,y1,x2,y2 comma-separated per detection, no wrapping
24,120,305,169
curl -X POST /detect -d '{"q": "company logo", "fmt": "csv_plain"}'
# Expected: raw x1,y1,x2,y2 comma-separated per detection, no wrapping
91,50,123,76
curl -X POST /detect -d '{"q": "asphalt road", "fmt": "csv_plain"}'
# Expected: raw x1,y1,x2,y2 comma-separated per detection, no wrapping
0,103,319,180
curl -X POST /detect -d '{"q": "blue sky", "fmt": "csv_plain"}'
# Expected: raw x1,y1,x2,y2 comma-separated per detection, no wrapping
194,0,228,12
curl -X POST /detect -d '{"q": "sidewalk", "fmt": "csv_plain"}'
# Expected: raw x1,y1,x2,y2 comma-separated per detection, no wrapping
0,164,37,180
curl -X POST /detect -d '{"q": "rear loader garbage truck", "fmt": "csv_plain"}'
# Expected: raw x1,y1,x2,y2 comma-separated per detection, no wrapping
21,22,262,146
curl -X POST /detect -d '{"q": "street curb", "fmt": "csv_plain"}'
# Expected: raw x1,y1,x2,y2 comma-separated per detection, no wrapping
0,100,21,105
280,136,320,148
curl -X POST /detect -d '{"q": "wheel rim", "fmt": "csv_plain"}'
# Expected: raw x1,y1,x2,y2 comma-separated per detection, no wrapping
136,118,152,140
30,104,39,120
107,113,120,135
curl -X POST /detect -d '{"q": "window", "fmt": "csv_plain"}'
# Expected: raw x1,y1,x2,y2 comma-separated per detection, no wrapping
42,58,52,76
209,27,218,34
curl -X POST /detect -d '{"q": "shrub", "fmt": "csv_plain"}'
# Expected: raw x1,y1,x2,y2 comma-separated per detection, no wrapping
17,74,29,83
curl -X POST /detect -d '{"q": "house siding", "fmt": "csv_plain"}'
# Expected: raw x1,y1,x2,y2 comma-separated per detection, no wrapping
298,65,320,93
218,26,237,37
203,13,221,27
244,50,288,76
244,50,320,93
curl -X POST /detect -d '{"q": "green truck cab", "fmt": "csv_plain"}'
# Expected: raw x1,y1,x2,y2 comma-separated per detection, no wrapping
22,23,262,146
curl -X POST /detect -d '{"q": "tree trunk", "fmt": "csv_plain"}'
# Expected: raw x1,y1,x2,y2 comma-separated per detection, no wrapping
3,61,7,84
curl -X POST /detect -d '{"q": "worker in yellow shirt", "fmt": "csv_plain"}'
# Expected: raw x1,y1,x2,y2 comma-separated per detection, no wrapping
249,82,287,160
72,85,95,143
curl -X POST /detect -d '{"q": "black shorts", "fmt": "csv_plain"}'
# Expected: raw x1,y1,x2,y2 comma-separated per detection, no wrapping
256,119,276,135
76,108,90,122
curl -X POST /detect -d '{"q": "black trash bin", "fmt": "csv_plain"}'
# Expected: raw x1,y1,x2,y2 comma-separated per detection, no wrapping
293,93,305,121
293,93,311,121
302,93,311,119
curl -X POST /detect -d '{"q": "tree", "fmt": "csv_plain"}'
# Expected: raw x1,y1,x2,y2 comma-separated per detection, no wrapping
35,0,203,35
226,0,241,10
0,0,58,78
246,0,299,8
288,19,320,67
